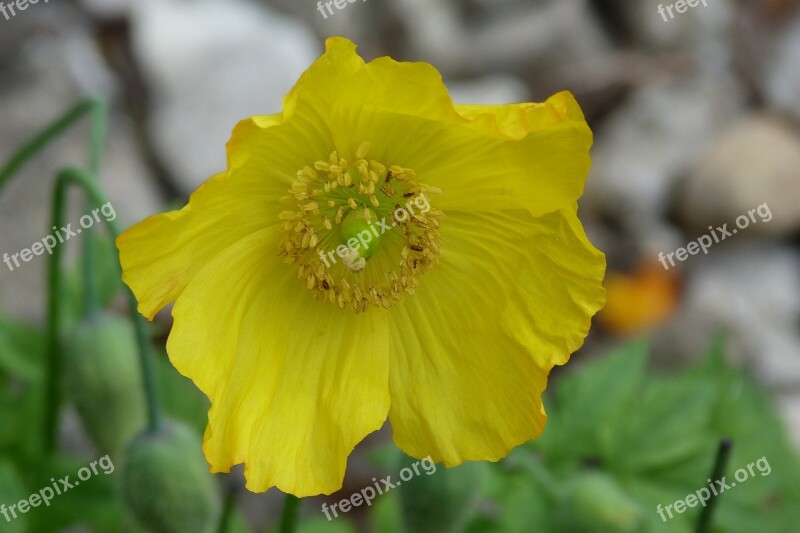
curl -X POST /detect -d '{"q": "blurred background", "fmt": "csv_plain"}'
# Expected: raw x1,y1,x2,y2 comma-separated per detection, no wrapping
1,0,799,531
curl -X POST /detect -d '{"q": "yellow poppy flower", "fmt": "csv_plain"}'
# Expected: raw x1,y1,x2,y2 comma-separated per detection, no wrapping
116,36,606,497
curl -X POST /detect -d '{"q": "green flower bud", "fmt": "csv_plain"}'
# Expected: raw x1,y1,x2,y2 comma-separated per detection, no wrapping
65,313,147,457
557,471,644,533
121,421,220,533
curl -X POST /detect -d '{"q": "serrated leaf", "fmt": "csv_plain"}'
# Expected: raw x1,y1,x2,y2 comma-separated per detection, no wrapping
512,335,800,533
537,339,648,466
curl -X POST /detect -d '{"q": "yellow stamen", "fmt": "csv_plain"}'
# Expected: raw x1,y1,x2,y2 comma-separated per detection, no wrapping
277,142,443,312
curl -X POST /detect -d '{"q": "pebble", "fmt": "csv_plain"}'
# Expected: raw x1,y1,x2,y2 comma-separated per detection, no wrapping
678,114,800,235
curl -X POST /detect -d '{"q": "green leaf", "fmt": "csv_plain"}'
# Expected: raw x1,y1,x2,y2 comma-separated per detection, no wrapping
479,459,554,533
608,372,718,473
536,338,648,467
397,452,488,533
497,335,800,533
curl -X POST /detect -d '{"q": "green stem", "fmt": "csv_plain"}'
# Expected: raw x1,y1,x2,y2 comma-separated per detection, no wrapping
0,98,108,317
216,482,238,533
0,99,106,191
88,100,107,175
695,438,733,533
278,494,301,533
82,100,108,317
81,227,100,317
44,166,162,453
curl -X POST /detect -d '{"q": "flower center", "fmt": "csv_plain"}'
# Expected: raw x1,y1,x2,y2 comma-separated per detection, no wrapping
278,142,443,312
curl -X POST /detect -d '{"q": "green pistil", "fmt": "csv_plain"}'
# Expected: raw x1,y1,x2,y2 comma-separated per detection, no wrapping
340,207,381,261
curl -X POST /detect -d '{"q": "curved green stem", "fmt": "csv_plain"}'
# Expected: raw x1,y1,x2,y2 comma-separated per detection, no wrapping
88,100,108,175
81,100,109,317
278,494,301,533
0,98,109,317
44,166,162,453
0,99,106,191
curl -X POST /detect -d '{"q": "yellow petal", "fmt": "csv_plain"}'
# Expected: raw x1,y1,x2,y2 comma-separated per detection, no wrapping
387,208,606,465
284,36,460,128
419,92,592,214
167,226,391,496
377,112,592,215
117,111,332,319
282,37,592,216
454,91,590,140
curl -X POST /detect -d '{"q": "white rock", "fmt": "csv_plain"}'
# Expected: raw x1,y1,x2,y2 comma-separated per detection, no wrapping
763,11,800,122
131,0,319,189
79,0,133,18
612,0,734,58
656,243,800,390
585,73,744,236
448,75,529,105
390,0,611,75
776,394,800,452
679,114,800,235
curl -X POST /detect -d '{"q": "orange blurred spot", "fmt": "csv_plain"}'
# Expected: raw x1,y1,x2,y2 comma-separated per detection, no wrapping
599,261,681,335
